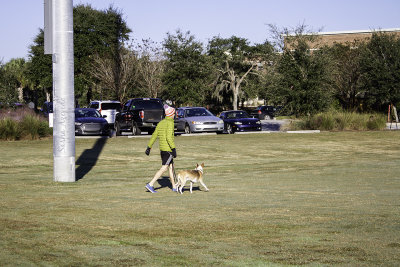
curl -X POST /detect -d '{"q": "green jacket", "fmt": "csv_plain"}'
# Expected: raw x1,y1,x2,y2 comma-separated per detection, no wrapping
147,116,175,152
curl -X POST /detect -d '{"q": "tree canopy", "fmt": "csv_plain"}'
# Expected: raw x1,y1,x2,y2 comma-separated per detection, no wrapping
162,30,212,106
25,4,131,107
359,32,400,112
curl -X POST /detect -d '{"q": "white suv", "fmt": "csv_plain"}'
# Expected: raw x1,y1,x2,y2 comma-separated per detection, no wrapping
89,100,121,127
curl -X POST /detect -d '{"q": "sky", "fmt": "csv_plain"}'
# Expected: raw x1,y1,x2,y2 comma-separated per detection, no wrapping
1,0,399,62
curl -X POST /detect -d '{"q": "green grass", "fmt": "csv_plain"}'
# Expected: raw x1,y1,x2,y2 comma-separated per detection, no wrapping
1,132,400,266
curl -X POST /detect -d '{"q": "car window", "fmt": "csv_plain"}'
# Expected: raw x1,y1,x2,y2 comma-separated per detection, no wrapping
131,100,163,110
226,111,249,119
123,101,131,111
237,111,249,118
89,103,99,109
101,103,121,111
75,109,101,118
226,113,235,119
177,109,184,118
262,106,274,111
185,108,213,117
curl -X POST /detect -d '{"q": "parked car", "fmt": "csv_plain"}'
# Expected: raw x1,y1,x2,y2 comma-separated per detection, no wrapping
175,107,224,134
88,100,121,127
250,105,277,120
74,108,109,136
40,101,53,118
219,110,262,134
114,98,164,135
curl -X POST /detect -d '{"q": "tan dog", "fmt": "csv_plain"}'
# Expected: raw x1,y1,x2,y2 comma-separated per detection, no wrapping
176,163,209,194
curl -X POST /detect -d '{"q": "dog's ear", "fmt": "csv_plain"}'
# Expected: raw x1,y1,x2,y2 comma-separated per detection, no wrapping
196,163,199,167
201,163,204,167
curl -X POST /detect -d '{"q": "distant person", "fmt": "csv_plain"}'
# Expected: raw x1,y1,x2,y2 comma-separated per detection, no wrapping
144,105,177,193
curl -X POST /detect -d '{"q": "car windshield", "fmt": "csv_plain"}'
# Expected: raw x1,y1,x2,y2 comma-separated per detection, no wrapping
101,103,121,111
75,109,101,118
186,108,213,117
225,111,250,119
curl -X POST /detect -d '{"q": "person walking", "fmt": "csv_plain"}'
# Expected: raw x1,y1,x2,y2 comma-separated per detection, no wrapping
144,105,177,193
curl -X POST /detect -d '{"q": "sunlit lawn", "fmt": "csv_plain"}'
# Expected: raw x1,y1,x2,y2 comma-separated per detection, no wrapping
1,131,399,266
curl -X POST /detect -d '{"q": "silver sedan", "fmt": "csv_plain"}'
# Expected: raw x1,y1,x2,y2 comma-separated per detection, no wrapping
175,107,224,134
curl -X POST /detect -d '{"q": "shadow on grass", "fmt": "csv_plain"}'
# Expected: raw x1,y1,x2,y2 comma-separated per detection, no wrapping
76,137,108,181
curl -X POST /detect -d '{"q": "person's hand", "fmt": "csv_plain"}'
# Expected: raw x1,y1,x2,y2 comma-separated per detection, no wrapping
171,148,177,158
145,146,151,156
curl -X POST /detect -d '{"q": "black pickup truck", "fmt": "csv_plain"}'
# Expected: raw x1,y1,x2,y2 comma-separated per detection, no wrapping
114,98,164,135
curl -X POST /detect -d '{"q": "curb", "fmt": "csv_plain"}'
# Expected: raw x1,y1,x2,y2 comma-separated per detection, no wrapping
286,130,320,134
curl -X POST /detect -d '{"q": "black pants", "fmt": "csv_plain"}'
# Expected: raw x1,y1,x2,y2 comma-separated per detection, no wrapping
160,151,173,165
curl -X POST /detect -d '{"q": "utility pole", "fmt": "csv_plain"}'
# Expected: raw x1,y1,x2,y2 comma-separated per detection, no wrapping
44,0,76,182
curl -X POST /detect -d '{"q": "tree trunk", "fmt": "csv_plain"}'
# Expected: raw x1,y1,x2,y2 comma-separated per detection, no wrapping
46,91,51,102
18,87,23,102
232,82,239,110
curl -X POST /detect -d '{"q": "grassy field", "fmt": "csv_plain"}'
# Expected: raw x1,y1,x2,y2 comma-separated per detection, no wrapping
1,131,400,266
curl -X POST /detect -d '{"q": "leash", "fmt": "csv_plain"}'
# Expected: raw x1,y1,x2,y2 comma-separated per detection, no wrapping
172,161,178,185
168,151,178,186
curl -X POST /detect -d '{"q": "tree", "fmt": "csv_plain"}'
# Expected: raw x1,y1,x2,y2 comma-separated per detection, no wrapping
0,60,18,104
267,25,333,116
26,29,52,104
89,47,138,103
208,36,273,110
0,58,33,104
134,39,166,98
329,41,364,111
27,5,132,106
73,5,131,105
162,30,212,106
359,32,400,111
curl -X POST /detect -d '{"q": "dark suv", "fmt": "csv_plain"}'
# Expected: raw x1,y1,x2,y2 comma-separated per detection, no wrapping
250,105,277,120
114,98,164,135
40,101,53,118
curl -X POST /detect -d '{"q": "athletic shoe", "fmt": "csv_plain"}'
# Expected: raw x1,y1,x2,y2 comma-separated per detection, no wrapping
172,188,178,192
145,184,157,193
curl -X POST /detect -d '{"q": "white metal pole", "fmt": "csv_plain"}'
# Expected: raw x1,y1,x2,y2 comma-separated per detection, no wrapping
52,0,75,182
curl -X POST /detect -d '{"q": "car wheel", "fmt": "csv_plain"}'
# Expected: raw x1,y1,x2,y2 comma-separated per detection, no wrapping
184,124,191,134
264,114,271,120
132,123,141,135
115,122,121,136
226,124,234,134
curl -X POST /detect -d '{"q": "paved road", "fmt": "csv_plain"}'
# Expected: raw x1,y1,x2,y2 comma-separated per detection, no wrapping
75,119,291,138
261,119,289,131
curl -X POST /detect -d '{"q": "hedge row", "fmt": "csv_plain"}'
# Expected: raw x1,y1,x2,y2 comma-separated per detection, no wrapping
0,109,52,140
293,111,387,131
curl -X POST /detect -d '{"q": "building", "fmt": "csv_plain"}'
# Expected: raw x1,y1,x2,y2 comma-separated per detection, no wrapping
285,28,400,50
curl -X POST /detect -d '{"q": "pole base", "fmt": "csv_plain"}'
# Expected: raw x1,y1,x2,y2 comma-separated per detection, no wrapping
54,156,75,182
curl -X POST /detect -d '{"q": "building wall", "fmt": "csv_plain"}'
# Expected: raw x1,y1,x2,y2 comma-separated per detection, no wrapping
285,28,400,50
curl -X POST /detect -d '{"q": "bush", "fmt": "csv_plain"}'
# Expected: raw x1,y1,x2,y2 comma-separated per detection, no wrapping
293,111,387,131
20,114,52,140
0,118,21,140
367,115,387,130
0,108,52,140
